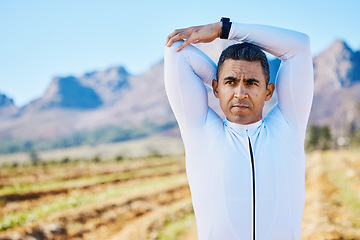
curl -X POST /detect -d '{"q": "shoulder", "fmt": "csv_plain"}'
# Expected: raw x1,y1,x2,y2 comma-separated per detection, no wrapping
264,104,306,139
182,107,223,135
181,107,223,157
264,104,292,134
264,104,288,125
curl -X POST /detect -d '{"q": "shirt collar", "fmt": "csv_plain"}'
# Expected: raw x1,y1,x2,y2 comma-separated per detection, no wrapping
224,118,263,136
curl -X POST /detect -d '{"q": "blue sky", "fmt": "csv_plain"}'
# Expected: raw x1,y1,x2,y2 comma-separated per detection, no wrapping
1,0,359,107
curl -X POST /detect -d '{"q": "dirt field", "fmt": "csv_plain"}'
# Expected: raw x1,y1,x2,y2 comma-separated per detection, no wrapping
1,150,360,239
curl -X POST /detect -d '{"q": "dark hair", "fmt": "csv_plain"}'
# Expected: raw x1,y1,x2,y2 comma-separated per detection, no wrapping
216,42,270,85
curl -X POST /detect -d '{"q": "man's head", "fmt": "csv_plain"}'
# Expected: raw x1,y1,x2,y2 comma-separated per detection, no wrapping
212,43,275,125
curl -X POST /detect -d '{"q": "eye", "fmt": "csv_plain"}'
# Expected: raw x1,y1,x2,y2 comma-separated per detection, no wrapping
246,80,258,86
225,80,234,85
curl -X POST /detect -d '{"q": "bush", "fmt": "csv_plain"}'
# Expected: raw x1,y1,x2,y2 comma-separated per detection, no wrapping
306,125,333,151
11,162,19,168
61,157,71,165
350,128,360,148
147,150,162,158
0,121,178,154
92,155,101,163
29,149,40,166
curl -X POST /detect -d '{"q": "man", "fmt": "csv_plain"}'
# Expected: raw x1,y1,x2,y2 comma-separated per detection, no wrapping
164,18,313,240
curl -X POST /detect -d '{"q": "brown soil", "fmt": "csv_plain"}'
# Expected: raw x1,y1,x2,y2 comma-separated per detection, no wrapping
0,158,179,187
301,151,360,239
0,162,185,216
1,179,190,240
180,151,360,240
1,152,360,240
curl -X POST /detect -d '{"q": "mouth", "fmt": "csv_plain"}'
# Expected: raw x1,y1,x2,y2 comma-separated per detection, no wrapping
232,104,249,110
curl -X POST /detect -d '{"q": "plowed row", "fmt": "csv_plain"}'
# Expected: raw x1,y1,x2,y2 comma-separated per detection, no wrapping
1,162,185,216
1,151,360,240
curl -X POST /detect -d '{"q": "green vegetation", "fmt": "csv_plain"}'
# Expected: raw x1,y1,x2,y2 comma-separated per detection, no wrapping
0,160,184,196
331,171,360,228
0,174,188,231
0,122,177,154
1,152,360,238
350,127,360,148
324,152,360,228
306,125,332,151
158,212,195,240
305,119,360,151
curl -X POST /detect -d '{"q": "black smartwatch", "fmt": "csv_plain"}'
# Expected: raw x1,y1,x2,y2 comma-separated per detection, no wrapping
220,17,232,39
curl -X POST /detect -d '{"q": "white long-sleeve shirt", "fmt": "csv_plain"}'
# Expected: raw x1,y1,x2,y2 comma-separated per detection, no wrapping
164,22,314,240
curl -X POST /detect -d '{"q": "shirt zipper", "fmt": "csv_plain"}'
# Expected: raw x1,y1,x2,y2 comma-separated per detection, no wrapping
247,129,256,240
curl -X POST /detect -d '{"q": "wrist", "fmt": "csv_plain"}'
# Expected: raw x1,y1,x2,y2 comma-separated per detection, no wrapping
215,22,222,38
220,17,232,39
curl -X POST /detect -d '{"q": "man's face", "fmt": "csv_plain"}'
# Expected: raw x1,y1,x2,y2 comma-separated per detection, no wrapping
213,59,274,125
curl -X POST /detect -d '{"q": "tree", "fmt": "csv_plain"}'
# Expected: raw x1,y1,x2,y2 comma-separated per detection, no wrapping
29,149,40,166
306,125,333,151
350,128,360,148
318,126,332,150
306,125,320,151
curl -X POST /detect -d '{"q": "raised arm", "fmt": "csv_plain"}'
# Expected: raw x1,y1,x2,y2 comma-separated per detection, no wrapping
164,41,217,130
228,23,314,133
166,21,314,133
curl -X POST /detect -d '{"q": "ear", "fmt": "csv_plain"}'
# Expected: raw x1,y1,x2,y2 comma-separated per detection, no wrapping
212,79,219,98
265,83,275,101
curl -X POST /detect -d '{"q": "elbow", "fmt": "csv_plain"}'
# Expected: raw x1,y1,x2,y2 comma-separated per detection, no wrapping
165,40,184,56
283,32,311,59
295,32,311,52
164,41,185,85
301,33,311,48
164,41,186,70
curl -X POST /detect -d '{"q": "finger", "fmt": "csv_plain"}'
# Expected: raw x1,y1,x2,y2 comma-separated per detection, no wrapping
166,32,185,48
165,30,178,45
166,26,195,47
165,29,184,46
176,36,195,52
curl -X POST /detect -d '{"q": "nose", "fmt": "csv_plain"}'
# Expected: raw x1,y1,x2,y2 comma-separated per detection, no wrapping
234,82,247,99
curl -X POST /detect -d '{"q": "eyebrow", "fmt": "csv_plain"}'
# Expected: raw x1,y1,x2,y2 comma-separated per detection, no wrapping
223,76,260,83
245,78,260,84
223,76,238,81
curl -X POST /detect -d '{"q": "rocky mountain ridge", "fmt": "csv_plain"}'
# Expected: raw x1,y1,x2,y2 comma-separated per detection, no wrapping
0,39,359,144
0,93,18,119
310,39,360,129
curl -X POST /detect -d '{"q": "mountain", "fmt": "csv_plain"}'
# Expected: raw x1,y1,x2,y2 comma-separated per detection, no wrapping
313,40,360,90
0,93,15,108
22,66,130,113
0,39,359,151
0,62,174,141
310,40,360,129
29,76,103,110
0,93,18,119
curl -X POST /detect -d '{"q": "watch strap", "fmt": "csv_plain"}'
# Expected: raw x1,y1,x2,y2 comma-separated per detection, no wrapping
220,17,232,39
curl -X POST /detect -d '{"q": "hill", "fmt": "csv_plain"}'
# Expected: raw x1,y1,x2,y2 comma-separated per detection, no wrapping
0,39,359,153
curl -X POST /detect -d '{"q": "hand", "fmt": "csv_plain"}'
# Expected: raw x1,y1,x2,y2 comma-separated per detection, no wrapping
165,22,222,52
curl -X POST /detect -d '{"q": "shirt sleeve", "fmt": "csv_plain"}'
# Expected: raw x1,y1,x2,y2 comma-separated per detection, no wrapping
228,23,314,133
164,41,217,130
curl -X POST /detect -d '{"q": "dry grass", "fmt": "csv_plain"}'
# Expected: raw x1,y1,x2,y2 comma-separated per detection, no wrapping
0,136,184,164
0,150,359,239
